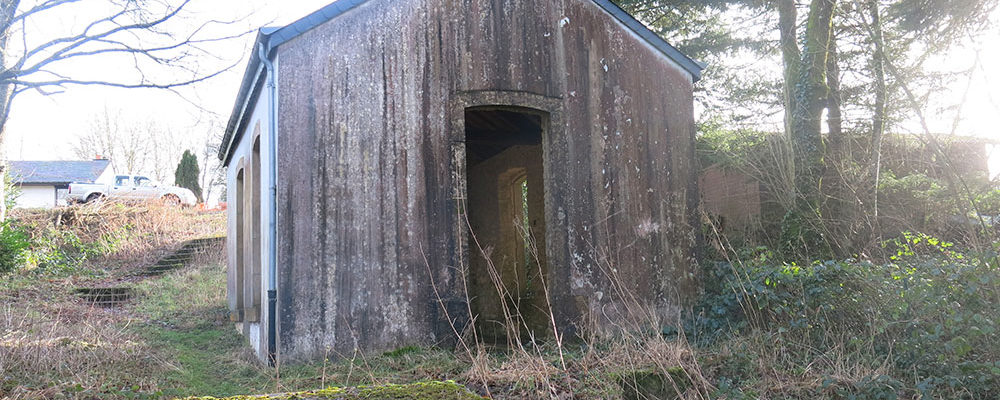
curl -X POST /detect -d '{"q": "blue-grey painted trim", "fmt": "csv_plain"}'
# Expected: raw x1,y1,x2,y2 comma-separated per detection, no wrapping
591,0,704,81
220,31,269,165
219,0,705,162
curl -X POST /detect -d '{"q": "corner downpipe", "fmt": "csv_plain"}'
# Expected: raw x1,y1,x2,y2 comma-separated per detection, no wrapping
258,42,279,366
267,289,277,365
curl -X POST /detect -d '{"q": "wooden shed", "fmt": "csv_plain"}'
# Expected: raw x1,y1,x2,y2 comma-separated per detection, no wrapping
219,0,704,364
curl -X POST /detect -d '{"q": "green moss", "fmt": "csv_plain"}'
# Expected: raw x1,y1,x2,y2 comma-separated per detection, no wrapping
182,381,482,400
381,346,422,358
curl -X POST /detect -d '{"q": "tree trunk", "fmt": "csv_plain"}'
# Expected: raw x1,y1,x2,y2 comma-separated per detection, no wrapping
824,27,847,254
0,0,19,223
791,0,836,204
777,0,800,206
826,31,843,159
866,0,887,242
778,0,801,141
780,0,838,260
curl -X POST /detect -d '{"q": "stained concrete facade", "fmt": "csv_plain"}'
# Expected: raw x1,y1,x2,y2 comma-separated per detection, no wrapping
221,0,703,363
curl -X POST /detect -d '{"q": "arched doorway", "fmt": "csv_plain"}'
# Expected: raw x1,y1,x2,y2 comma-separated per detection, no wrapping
464,106,550,343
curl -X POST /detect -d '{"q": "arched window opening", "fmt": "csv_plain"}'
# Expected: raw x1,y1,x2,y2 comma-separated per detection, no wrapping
233,168,246,322
246,133,263,322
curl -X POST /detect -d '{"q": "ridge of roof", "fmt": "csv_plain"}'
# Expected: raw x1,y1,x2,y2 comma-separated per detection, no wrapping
219,0,706,162
9,160,112,185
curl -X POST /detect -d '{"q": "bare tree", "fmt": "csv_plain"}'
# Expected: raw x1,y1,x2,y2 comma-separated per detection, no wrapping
146,123,185,183
73,108,188,181
0,0,246,220
198,117,224,205
72,108,121,168
72,108,153,174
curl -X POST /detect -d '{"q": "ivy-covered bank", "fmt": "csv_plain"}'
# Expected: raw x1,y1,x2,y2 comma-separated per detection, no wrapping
691,232,1000,398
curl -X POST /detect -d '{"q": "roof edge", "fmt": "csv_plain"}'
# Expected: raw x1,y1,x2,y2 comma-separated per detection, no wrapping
219,30,271,163
591,0,704,82
267,0,369,50
219,0,371,164
218,0,705,162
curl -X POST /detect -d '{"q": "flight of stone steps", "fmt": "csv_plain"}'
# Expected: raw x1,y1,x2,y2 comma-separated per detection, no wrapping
75,236,225,307
143,236,225,276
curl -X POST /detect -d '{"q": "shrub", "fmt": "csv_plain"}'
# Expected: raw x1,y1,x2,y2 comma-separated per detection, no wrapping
693,233,1000,398
0,221,29,273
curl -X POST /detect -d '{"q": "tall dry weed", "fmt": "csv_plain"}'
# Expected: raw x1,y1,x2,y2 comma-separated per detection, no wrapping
0,301,161,399
427,211,715,399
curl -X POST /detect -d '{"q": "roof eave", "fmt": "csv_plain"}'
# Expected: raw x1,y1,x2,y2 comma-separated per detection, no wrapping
18,181,69,186
218,0,705,164
219,30,272,164
590,0,705,82
218,1,371,165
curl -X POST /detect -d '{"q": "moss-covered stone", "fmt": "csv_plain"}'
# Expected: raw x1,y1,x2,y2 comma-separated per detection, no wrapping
182,380,483,400
617,368,691,400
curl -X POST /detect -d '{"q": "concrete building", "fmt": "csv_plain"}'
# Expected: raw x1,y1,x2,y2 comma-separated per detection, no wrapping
8,160,113,209
219,0,704,364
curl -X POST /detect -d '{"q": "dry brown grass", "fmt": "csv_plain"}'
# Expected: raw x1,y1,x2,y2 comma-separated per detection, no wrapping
10,200,224,276
446,317,715,399
0,202,227,399
0,299,163,399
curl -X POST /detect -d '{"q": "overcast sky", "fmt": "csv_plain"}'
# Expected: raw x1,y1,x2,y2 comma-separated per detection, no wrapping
4,1,999,171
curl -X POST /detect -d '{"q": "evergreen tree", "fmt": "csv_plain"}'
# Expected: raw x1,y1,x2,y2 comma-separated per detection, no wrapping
174,150,203,203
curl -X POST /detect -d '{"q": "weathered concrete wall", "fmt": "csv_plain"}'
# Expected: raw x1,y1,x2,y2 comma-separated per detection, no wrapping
273,0,698,362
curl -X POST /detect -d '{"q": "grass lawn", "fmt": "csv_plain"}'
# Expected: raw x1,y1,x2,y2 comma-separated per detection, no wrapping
1,255,478,399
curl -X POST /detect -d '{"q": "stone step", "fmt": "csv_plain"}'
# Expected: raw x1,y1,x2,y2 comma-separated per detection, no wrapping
140,236,226,277
156,256,192,264
75,287,134,307
146,264,182,273
147,264,181,271
185,236,225,247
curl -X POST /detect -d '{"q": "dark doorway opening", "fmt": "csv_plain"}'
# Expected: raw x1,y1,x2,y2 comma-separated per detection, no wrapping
464,107,549,343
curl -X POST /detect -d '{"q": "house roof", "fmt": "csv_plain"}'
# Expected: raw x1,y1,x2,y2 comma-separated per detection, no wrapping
8,160,112,185
219,0,706,163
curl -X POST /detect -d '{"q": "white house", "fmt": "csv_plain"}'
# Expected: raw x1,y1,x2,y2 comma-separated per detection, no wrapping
8,159,114,208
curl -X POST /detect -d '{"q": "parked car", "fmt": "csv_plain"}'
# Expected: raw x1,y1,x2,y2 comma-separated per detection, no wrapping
67,175,198,206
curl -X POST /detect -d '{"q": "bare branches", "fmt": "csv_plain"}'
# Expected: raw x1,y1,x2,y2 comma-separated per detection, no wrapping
3,0,78,33
7,0,190,75
15,23,244,79
0,0,250,127
73,108,190,180
10,61,233,96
